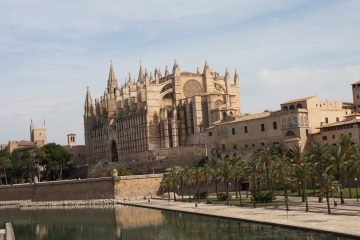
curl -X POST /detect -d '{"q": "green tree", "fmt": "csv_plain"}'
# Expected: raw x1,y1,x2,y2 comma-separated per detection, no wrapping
217,159,234,205
307,141,329,202
274,153,293,212
0,149,11,185
41,143,72,180
255,147,277,193
327,145,346,204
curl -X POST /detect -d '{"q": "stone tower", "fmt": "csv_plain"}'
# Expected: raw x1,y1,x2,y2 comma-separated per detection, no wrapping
352,81,360,113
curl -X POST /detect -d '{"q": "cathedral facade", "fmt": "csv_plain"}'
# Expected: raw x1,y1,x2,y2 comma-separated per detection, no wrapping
84,61,241,164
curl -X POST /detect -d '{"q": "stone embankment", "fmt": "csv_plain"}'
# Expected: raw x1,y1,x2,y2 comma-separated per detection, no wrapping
0,197,148,208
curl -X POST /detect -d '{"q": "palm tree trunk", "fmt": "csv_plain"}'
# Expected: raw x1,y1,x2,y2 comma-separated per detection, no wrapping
312,178,316,197
304,181,309,212
181,179,184,201
266,167,272,193
187,185,191,202
197,183,200,203
235,179,239,198
326,192,331,214
173,186,177,202
3,167,8,185
215,179,218,196
284,184,289,212
338,168,345,204
205,176,209,202
348,176,353,199
239,181,243,207
226,180,229,206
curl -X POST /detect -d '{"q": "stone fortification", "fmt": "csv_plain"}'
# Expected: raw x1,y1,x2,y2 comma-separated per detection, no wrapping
0,174,163,202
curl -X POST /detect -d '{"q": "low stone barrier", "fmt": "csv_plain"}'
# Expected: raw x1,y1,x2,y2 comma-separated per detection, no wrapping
0,174,163,202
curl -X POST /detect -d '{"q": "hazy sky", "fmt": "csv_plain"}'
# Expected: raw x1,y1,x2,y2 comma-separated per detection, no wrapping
0,0,359,145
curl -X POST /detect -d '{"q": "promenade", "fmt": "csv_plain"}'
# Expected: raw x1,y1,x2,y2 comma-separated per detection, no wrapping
123,197,360,238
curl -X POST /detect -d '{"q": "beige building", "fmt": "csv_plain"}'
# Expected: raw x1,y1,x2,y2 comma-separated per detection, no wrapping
63,134,86,166
84,61,359,163
84,61,240,164
5,120,47,154
199,96,353,157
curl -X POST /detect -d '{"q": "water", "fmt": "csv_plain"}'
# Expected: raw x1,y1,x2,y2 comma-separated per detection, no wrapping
0,206,354,240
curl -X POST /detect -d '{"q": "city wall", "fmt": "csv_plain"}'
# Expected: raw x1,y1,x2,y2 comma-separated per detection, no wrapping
0,174,163,202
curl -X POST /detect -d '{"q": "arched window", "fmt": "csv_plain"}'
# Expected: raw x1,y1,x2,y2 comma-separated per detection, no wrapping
289,105,295,110
296,103,303,109
223,112,227,119
285,130,296,137
282,106,288,111
111,140,118,162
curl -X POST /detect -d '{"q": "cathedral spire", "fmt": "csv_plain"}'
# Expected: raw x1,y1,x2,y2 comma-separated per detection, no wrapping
203,60,211,75
224,68,230,91
85,86,94,116
173,59,180,73
107,63,118,94
234,69,239,85
138,63,144,83
165,65,169,77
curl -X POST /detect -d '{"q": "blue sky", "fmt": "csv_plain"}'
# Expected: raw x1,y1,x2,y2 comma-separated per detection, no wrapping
0,0,359,145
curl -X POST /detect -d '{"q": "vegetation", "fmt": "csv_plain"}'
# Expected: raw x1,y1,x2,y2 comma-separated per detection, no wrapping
0,143,73,184
160,135,360,214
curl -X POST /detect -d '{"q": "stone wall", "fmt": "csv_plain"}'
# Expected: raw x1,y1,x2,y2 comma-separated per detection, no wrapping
0,174,163,202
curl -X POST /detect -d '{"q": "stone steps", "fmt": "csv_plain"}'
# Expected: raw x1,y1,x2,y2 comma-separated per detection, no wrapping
0,229,5,240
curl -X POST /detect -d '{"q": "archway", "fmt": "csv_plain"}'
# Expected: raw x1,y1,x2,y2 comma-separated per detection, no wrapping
111,140,118,162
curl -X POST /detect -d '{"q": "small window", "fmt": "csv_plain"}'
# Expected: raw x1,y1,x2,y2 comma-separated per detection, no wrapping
325,117,329,124
273,122,277,130
222,144,226,151
233,145,237,150
245,144,248,148
244,126,248,133
336,117,339,122
261,142,265,146
252,143,256,148
349,133,352,137
208,132,212,137
232,128,235,135
332,135,335,139
322,136,327,141
261,124,265,132
357,95,359,99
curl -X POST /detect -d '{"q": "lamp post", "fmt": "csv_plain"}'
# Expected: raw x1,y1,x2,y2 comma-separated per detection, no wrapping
355,177,359,202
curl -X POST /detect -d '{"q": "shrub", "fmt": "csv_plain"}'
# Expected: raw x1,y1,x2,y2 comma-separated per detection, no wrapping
194,191,208,199
252,192,274,203
217,192,230,201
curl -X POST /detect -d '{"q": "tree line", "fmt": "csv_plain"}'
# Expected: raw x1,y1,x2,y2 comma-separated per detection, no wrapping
162,135,360,214
0,143,73,184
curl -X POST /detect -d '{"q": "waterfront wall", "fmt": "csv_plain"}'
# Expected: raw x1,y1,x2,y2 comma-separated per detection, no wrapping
0,174,163,202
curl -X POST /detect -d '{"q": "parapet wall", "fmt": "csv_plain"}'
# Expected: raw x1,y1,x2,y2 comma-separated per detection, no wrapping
0,174,163,202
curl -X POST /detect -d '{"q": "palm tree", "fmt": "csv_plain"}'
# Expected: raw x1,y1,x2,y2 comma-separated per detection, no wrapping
0,152,11,185
231,156,245,206
161,172,173,202
255,147,277,193
321,173,334,214
327,145,346,204
350,146,360,201
183,166,194,202
274,153,293,212
307,141,329,202
288,145,305,199
245,159,259,208
229,155,243,199
217,159,234,205
338,135,355,199
201,164,211,201
192,167,205,203
209,157,220,196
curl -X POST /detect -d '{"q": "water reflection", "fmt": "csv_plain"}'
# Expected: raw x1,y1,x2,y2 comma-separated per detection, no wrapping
0,206,354,240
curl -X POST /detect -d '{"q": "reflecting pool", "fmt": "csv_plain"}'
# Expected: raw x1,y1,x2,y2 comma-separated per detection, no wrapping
0,206,354,240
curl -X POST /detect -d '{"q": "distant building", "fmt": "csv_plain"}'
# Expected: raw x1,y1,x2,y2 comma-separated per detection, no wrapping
5,120,47,154
64,134,86,166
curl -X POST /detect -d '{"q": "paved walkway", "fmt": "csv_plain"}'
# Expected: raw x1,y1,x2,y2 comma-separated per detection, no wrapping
123,199,360,238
